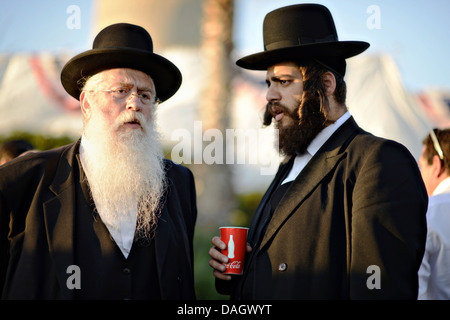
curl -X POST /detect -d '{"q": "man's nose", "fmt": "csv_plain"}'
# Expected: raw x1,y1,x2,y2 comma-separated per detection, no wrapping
126,93,142,111
266,85,281,102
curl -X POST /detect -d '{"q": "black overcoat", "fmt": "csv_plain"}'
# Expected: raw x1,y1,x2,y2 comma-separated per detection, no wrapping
0,140,197,299
218,117,428,299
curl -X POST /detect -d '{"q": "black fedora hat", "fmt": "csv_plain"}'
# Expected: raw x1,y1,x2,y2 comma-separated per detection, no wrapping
236,4,370,76
61,23,182,102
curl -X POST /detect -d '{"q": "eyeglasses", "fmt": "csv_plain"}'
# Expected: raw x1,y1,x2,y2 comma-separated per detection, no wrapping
89,86,161,106
429,129,444,161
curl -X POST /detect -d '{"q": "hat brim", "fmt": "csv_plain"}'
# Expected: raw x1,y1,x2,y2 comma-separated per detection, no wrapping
61,48,182,102
236,41,370,70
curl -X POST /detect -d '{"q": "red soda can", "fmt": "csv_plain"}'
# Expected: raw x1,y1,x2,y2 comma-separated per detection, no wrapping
219,226,249,275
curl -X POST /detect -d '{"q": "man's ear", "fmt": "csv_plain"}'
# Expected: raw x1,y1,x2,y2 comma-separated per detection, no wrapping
432,154,446,177
80,91,92,121
322,71,336,98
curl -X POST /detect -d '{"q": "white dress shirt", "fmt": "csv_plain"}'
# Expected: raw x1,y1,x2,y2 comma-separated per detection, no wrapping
418,177,450,299
282,111,351,185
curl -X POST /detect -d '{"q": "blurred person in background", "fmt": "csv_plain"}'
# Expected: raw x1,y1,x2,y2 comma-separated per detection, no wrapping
0,139,34,165
418,128,450,300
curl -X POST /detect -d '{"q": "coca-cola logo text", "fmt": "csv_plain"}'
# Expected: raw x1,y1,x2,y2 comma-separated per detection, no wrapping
225,261,242,269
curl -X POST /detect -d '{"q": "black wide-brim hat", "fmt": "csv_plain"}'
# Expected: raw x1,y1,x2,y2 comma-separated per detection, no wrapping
236,4,370,76
61,23,182,102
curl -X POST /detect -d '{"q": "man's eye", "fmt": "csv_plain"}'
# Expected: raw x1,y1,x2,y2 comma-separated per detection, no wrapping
116,88,129,94
139,92,151,100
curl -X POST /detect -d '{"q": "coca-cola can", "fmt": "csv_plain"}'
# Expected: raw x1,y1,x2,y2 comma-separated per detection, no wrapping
219,226,249,275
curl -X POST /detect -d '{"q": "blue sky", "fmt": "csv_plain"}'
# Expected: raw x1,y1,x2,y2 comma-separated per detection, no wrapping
1,0,449,92
0,0,93,53
235,0,450,92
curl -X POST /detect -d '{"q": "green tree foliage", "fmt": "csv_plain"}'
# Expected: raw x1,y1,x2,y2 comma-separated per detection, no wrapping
0,131,76,151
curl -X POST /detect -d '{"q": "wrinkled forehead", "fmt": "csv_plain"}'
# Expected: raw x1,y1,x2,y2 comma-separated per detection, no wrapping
91,68,156,91
266,62,303,81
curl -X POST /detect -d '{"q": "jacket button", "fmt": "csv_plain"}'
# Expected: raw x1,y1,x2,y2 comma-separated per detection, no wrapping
278,263,287,272
123,267,131,274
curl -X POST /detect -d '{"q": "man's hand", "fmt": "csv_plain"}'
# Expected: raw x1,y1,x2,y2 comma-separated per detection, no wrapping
208,236,252,281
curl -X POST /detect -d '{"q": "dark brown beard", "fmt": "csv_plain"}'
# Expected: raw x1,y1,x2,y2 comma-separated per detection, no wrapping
264,100,329,156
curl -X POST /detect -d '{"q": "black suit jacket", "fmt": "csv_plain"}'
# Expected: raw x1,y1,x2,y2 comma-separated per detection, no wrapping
218,117,428,299
0,140,197,299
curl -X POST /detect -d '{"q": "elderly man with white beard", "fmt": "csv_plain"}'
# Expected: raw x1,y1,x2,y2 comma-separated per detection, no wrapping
0,23,197,300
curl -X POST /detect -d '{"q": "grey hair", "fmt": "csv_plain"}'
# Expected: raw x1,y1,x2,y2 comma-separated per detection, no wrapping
78,73,105,92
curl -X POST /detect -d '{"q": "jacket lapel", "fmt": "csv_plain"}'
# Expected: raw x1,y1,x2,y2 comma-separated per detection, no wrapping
154,169,193,299
154,161,174,277
259,118,359,249
154,198,170,283
42,141,79,299
247,157,294,246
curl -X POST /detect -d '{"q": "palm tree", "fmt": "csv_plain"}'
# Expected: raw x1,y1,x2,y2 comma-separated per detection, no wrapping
197,0,236,225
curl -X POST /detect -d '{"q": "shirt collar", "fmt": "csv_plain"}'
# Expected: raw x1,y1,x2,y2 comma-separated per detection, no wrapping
306,111,351,157
433,177,450,196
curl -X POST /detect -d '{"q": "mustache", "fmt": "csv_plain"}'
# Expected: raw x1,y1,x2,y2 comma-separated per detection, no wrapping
114,111,148,129
263,101,300,126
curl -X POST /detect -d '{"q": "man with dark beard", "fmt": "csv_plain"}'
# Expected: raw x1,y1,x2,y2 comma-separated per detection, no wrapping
209,4,428,299
0,24,197,299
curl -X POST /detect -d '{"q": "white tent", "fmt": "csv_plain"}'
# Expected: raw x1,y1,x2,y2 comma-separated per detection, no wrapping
416,88,450,129
0,53,82,138
346,53,433,159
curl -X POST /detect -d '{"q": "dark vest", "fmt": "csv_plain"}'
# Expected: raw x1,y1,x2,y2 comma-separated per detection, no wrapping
72,155,161,300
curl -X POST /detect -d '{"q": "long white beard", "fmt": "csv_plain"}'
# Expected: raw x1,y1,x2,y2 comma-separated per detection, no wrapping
80,107,167,254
